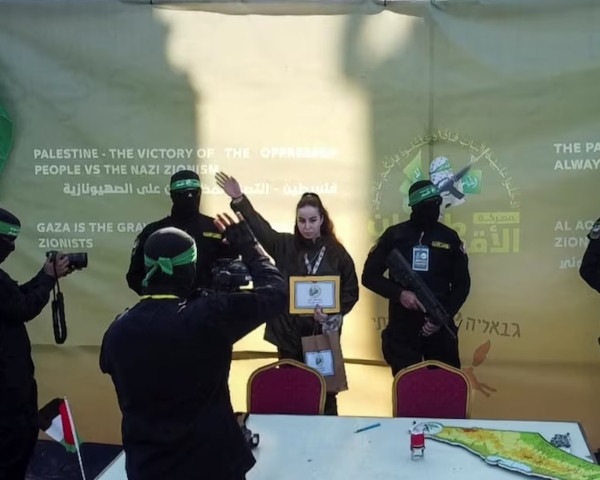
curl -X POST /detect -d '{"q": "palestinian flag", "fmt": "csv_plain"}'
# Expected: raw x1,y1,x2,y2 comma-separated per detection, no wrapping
39,398,80,453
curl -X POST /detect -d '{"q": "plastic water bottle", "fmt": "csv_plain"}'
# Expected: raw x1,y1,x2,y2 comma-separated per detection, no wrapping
410,422,425,461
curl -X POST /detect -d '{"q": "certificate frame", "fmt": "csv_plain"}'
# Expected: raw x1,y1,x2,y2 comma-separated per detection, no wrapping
289,275,340,314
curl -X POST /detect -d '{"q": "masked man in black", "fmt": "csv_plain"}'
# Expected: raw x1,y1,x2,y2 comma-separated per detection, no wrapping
362,180,471,375
101,213,286,480
580,218,600,293
0,208,71,479
126,170,232,294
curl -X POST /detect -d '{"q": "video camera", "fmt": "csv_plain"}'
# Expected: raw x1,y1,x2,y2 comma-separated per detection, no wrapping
211,258,252,291
46,250,88,270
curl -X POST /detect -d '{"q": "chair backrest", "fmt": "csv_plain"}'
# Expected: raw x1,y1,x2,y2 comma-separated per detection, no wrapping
247,359,327,415
392,360,471,419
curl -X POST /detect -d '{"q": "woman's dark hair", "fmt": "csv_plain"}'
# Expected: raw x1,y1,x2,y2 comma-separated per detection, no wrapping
293,192,338,243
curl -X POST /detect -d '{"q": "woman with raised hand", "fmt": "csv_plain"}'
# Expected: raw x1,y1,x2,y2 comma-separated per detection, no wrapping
216,172,359,415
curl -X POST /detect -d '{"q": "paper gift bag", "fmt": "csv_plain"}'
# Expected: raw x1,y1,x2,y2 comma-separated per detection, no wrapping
301,330,348,393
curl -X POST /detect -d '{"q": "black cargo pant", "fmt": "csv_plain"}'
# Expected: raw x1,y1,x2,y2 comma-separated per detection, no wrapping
382,324,460,376
0,378,39,480
0,415,38,480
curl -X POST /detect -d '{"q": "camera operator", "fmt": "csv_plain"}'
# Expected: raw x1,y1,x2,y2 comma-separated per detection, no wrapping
0,208,71,479
100,212,286,480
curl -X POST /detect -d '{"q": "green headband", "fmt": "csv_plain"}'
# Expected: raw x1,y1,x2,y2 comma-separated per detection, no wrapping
142,244,197,287
0,220,20,237
170,179,201,191
408,184,441,206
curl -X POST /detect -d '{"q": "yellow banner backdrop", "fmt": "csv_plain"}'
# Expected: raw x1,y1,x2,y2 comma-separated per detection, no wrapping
0,0,598,448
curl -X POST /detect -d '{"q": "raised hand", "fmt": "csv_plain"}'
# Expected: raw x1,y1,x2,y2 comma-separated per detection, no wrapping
215,172,243,200
214,212,256,252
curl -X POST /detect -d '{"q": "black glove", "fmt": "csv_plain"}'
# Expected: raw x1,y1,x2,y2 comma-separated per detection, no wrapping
222,220,260,260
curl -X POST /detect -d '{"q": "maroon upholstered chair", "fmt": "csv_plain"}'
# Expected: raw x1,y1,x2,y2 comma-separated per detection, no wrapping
247,359,326,415
392,360,471,419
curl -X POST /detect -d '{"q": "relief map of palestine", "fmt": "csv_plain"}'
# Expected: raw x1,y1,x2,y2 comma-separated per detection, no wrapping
414,422,600,480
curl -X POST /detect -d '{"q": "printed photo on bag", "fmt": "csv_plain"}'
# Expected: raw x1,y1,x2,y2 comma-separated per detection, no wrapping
304,349,335,376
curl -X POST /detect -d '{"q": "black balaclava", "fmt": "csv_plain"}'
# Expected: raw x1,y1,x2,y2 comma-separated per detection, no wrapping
169,170,201,221
408,180,442,229
142,227,197,297
0,208,20,264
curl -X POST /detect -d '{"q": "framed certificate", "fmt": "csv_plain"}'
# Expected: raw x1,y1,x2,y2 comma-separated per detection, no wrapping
289,275,340,314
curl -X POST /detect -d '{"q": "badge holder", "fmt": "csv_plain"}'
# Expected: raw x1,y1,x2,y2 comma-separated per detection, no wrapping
412,233,429,272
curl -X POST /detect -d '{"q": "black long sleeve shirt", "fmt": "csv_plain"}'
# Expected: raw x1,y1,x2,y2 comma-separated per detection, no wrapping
580,218,600,293
101,251,286,480
362,219,470,331
126,212,232,295
230,195,359,355
0,268,56,417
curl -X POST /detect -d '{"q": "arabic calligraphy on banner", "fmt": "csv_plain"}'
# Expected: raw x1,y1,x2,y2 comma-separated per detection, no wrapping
445,212,520,254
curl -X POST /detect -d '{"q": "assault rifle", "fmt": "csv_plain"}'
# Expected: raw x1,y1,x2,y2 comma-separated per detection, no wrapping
386,248,456,339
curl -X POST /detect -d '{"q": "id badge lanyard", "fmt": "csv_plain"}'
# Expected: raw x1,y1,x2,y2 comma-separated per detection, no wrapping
304,246,326,275
412,232,429,272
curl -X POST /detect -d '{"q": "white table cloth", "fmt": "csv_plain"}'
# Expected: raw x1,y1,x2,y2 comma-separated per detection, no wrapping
95,414,595,480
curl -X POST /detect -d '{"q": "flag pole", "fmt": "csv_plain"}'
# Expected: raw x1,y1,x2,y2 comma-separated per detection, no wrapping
64,397,87,480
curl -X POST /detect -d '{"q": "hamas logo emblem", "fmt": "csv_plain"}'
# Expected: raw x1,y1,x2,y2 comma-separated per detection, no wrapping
371,130,519,216
369,130,521,254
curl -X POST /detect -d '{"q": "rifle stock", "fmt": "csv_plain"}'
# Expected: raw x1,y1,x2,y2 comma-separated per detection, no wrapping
386,248,456,339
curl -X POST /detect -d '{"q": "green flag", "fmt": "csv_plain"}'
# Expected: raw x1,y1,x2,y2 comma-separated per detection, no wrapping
0,102,13,176
462,170,483,195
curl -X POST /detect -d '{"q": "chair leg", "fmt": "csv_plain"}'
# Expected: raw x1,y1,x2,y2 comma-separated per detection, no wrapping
324,393,338,415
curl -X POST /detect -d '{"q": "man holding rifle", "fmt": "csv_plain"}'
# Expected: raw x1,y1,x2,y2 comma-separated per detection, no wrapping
362,180,471,375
